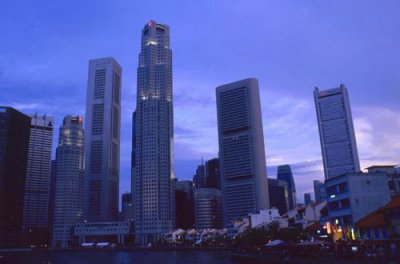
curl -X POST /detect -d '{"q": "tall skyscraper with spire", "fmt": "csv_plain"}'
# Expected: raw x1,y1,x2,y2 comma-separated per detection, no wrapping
84,57,122,222
314,84,360,179
133,20,175,245
52,115,84,248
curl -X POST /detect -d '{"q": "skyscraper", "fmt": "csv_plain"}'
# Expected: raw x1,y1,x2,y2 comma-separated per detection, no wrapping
0,106,31,247
23,113,53,245
84,57,122,222
304,193,312,206
277,165,297,210
194,188,222,229
193,163,206,189
133,20,175,245
122,193,134,222
175,180,195,229
268,178,289,215
216,78,269,225
314,85,360,179
205,158,220,190
52,115,84,248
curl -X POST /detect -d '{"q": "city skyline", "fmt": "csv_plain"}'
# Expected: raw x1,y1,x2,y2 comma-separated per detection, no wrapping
1,1,399,201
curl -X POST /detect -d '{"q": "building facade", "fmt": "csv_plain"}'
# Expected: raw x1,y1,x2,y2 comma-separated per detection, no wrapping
23,114,54,245
277,165,296,210
366,165,400,197
122,193,134,222
75,221,133,245
304,193,312,206
325,173,391,231
131,111,136,206
314,180,327,203
0,107,31,247
48,160,57,244
268,178,289,215
205,158,220,190
314,85,360,179
175,180,195,229
84,57,122,222
195,188,222,229
248,208,280,229
52,115,84,248
216,78,269,226
133,20,175,245
193,163,206,189
356,195,400,241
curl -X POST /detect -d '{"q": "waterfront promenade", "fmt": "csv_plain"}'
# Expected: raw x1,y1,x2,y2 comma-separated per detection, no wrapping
0,245,399,264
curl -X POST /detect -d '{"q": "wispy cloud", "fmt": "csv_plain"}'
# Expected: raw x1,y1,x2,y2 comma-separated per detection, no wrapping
354,106,400,169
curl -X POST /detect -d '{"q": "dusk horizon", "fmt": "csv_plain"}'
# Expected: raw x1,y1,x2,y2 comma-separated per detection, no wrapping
1,0,399,203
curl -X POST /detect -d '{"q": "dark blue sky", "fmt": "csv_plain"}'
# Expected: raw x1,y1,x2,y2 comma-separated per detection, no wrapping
1,0,399,202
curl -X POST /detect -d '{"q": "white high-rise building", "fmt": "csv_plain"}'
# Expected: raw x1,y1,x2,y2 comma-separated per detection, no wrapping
84,57,122,222
314,85,360,179
133,20,175,245
52,115,84,248
216,78,269,226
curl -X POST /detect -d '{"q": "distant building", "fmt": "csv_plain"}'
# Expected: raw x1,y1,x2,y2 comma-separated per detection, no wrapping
193,163,206,189
280,201,328,230
175,180,195,229
205,158,220,190
122,193,134,222
304,193,312,206
325,173,391,232
23,113,54,245
194,158,221,190
195,188,222,229
52,115,84,248
84,57,122,222
75,221,133,245
314,85,360,179
248,208,280,229
216,78,269,226
268,178,289,215
314,180,326,203
277,165,297,210
0,106,31,247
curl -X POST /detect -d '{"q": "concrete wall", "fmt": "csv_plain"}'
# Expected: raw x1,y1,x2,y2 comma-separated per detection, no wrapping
348,173,390,222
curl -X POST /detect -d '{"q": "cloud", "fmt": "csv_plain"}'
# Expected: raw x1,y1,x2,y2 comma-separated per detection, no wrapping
262,90,321,165
173,76,219,159
353,106,400,169
10,103,43,110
